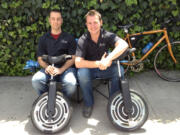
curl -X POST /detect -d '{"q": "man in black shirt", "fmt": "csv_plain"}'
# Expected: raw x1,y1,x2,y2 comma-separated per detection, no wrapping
75,10,128,118
32,9,77,97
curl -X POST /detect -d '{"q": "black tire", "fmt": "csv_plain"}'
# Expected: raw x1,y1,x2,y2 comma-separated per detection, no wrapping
154,41,180,82
107,90,148,131
31,91,72,134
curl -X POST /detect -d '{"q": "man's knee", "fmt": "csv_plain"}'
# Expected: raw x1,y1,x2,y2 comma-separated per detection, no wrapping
31,70,48,91
62,69,77,85
32,70,47,81
32,73,40,86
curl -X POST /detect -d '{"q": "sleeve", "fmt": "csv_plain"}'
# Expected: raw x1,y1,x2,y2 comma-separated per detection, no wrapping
75,36,86,58
37,36,47,57
107,32,122,48
68,35,77,55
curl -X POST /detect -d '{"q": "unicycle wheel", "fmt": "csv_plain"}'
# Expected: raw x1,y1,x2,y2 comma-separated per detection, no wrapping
107,90,148,131
31,91,72,134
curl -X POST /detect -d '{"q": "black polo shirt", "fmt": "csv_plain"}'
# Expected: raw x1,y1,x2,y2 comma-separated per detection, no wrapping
76,29,121,60
37,31,76,57
37,31,76,67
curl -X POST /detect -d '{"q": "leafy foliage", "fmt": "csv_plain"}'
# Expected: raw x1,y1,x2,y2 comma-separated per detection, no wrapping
0,0,179,76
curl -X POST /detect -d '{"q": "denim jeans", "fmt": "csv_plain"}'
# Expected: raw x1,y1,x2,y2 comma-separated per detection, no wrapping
32,67,77,97
77,63,124,107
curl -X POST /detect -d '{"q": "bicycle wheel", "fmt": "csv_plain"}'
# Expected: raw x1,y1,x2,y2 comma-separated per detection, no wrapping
107,90,148,131
154,41,180,82
31,91,72,134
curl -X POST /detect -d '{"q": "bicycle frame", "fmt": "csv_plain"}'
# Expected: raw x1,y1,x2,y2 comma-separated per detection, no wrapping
123,28,177,65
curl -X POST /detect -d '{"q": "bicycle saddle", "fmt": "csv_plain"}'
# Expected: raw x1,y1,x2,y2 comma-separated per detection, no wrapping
42,54,72,65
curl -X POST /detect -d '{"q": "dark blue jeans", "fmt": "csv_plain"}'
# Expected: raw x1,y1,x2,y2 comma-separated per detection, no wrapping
77,64,124,107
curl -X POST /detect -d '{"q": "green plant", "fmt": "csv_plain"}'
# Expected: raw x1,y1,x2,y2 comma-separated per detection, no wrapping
0,0,179,76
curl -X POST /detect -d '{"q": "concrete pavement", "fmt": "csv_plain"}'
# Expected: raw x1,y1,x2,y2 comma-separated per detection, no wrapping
0,71,180,135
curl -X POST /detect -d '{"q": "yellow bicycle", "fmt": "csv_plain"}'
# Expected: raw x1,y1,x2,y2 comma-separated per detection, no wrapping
120,20,180,82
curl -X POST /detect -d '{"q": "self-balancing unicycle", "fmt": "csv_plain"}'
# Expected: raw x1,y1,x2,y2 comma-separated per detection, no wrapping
31,54,73,134
107,48,149,131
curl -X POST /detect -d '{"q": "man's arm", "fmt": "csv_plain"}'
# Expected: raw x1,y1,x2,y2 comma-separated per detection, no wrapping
106,38,128,61
75,57,100,68
99,39,128,70
38,56,49,69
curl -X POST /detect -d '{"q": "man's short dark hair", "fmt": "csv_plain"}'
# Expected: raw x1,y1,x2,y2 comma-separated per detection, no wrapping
49,9,61,16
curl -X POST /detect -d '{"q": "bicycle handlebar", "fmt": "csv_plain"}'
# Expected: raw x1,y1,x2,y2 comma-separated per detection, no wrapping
23,55,72,72
119,17,179,32
42,54,72,65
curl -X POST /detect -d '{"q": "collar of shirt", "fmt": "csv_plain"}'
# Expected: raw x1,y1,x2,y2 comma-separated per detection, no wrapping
51,33,61,40
46,31,65,40
86,28,105,44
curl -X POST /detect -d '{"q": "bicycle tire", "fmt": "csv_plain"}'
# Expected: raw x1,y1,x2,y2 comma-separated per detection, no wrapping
31,91,72,134
154,41,180,82
107,90,149,131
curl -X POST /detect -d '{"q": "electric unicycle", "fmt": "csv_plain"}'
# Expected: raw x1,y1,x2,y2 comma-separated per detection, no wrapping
107,48,149,131
31,54,73,134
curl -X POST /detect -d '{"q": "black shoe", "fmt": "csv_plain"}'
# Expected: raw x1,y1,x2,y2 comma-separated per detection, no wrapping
82,105,93,118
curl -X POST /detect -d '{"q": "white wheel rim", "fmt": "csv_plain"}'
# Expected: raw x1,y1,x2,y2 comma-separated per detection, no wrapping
110,92,146,129
32,93,71,133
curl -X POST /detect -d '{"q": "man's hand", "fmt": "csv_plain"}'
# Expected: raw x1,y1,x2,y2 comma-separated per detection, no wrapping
45,65,55,75
45,65,64,76
99,52,112,70
53,67,64,76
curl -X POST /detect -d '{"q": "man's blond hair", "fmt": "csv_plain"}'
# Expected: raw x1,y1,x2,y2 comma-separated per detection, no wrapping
85,10,102,21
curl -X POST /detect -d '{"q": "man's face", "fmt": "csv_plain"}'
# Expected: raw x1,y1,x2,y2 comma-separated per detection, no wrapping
86,15,102,35
49,12,63,31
